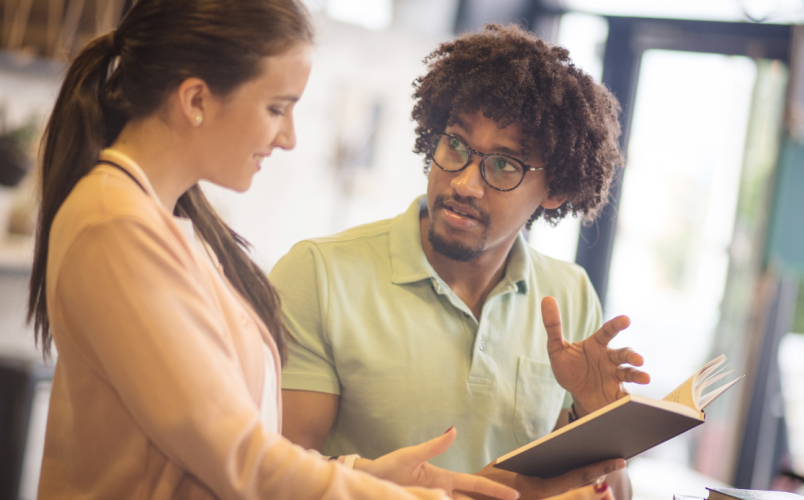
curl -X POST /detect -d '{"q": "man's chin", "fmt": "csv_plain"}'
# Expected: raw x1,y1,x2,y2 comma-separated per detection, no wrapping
428,226,484,262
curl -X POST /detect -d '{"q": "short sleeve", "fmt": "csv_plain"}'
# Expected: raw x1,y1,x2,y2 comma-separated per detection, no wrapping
270,242,341,395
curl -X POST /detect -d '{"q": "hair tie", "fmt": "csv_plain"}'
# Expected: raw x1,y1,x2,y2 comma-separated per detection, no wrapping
106,30,122,83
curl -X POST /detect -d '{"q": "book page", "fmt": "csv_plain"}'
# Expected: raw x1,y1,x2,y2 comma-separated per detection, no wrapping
695,367,732,402
662,373,699,410
699,375,745,409
663,354,728,411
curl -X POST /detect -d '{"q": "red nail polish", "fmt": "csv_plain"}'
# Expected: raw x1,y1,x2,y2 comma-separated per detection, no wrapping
594,482,608,493
444,426,454,434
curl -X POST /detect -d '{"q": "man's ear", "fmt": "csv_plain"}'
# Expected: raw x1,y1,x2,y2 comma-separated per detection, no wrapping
175,77,211,127
540,193,568,210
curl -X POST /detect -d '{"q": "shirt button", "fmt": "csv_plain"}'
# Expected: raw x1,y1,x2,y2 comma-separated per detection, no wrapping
479,340,486,351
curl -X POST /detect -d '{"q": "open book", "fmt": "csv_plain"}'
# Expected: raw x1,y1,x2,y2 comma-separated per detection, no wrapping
494,354,744,478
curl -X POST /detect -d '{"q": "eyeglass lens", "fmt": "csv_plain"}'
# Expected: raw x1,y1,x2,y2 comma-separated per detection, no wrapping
431,134,525,191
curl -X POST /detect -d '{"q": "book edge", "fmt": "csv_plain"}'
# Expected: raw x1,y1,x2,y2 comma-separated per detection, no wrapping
494,395,703,465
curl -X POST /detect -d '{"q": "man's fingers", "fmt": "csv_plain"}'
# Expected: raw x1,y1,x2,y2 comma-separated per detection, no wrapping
607,347,643,367
451,474,520,500
616,366,650,384
541,297,566,354
592,316,630,347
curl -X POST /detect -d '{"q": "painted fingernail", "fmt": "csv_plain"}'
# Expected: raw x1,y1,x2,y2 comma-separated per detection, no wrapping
444,426,454,434
594,482,608,493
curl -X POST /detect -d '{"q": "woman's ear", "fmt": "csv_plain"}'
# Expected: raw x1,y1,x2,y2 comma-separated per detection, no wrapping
176,77,210,127
540,193,568,210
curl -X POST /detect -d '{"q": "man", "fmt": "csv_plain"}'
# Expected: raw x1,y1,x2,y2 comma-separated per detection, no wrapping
270,24,649,499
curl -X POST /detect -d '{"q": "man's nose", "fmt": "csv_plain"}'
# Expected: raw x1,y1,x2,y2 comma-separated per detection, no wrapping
450,156,485,199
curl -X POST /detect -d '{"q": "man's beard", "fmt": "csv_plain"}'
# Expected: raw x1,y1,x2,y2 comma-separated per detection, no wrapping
427,195,490,262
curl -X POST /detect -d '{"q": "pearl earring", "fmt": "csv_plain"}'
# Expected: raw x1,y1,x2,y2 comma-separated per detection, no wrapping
194,114,203,125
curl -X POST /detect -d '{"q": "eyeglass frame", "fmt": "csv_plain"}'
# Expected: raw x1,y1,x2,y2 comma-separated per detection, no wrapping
428,133,545,192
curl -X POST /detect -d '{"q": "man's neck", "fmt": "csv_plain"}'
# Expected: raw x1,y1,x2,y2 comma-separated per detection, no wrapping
419,213,514,320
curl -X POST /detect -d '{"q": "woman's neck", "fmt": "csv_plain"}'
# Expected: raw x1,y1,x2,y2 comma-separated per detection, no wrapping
109,115,199,214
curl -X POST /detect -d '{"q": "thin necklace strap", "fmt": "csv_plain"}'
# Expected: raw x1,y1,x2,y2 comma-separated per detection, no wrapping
97,159,147,194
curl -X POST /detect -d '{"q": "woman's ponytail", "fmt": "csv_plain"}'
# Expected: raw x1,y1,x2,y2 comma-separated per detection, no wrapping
28,33,119,356
29,0,313,360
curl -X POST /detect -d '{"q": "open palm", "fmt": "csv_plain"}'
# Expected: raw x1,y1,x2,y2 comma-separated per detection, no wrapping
542,296,650,416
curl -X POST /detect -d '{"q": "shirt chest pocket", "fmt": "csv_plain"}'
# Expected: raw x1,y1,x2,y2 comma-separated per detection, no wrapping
512,357,566,446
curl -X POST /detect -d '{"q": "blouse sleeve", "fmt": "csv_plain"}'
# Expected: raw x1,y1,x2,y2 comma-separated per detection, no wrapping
52,216,438,500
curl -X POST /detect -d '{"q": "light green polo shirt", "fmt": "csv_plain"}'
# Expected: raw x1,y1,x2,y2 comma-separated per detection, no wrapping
271,196,602,473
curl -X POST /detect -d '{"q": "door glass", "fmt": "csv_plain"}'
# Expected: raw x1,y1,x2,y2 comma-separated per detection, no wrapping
606,50,756,409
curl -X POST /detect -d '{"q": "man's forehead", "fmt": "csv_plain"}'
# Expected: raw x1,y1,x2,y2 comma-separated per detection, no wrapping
449,111,522,134
448,111,540,159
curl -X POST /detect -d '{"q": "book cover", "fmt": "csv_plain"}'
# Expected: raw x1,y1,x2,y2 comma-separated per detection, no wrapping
707,488,803,500
494,355,743,478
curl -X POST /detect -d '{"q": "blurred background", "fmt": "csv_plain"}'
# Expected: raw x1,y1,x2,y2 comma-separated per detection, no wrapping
0,0,803,499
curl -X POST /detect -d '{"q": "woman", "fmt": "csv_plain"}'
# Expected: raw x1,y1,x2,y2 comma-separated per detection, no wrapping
27,0,618,499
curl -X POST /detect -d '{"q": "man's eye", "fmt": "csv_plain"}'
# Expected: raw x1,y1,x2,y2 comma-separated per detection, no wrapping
449,138,461,149
491,158,517,173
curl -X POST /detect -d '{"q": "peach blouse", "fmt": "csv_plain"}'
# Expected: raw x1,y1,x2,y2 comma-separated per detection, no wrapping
38,150,431,499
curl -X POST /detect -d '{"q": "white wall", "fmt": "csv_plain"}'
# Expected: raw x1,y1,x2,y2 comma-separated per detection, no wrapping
0,13,450,359
203,14,444,270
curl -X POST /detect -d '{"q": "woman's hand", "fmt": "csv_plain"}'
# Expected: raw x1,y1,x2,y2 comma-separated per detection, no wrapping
355,427,520,500
475,456,624,500
542,296,650,417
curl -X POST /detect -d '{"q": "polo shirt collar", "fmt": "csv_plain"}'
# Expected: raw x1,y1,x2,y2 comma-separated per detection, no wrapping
390,196,435,285
506,232,531,294
389,195,531,295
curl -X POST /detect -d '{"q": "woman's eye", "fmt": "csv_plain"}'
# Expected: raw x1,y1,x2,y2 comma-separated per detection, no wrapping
269,107,285,117
449,138,461,149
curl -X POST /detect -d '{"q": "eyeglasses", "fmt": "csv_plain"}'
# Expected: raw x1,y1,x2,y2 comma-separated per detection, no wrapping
429,133,544,192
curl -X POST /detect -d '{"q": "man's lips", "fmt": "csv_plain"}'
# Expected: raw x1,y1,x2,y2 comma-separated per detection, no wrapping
435,197,489,231
442,200,481,220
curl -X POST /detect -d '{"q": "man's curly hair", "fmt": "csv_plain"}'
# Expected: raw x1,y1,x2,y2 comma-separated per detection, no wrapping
412,24,623,228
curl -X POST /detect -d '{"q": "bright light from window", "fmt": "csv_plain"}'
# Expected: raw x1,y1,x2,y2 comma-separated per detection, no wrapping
607,50,757,400
528,13,609,263
557,13,608,83
560,0,804,23
325,0,393,31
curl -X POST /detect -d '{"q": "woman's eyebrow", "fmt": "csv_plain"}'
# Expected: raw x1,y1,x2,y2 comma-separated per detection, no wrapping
272,95,300,102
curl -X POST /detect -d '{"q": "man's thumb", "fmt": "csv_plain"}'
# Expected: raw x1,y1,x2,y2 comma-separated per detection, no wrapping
541,296,566,353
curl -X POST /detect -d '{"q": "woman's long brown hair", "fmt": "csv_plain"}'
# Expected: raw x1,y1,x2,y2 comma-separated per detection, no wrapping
28,0,313,363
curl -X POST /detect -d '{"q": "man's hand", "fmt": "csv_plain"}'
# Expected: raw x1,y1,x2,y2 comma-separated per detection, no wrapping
355,427,520,500
541,297,649,417
472,458,625,500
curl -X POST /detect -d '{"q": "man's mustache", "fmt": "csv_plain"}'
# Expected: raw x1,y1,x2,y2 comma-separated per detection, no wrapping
433,194,491,225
